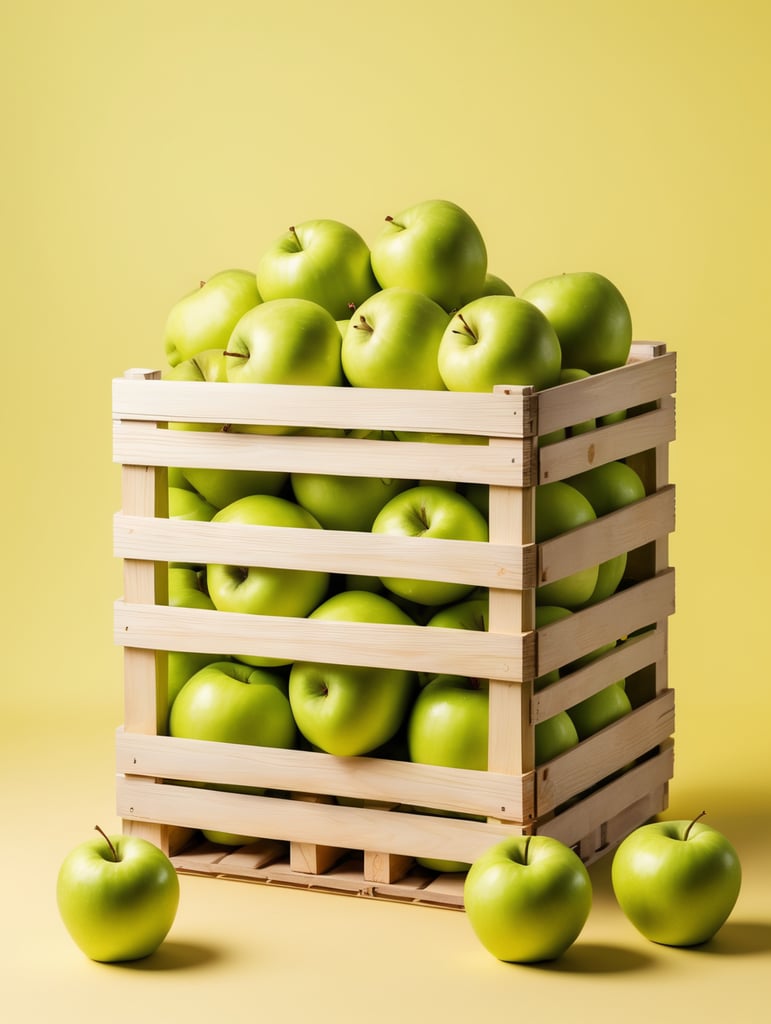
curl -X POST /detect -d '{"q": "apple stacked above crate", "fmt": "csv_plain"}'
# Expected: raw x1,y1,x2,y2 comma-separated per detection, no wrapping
113,340,675,909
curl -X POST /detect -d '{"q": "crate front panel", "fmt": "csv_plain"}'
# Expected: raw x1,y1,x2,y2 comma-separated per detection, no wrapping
114,346,675,873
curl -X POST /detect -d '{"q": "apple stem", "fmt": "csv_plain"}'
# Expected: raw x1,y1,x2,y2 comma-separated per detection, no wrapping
523,834,532,864
199,280,206,289
683,810,707,841
451,312,477,341
289,225,303,248
353,314,374,333
223,350,247,358
94,825,119,862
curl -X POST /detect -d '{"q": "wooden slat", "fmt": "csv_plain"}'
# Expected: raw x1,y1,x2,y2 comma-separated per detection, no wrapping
538,402,676,484
113,513,536,591
116,776,526,865
536,569,675,677
113,600,536,682
536,350,676,436
533,626,667,722
112,376,535,438
537,485,675,586
113,421,530,488
535,690,675,815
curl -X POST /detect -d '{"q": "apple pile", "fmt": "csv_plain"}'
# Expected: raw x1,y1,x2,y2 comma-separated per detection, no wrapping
159,197,642,844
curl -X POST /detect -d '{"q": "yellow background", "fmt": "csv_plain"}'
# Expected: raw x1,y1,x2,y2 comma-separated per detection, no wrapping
1,1,769,1019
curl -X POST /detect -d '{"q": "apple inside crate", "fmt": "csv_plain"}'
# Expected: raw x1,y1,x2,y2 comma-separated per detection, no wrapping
113,343,675,909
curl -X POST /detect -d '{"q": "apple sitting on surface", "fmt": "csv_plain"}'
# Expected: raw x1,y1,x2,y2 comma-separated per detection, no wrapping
206,495,329,665
288,591,417,756
611,812,742,946
56,826,180,962
169,661,297,750
369,198,488,313
535,480,599,608
464,834,592,962
341,286,449,390
568,460,647,605
520,270,632,374
438,295,562,393
256,219,379,320
371,484,489,606
164,269,261,367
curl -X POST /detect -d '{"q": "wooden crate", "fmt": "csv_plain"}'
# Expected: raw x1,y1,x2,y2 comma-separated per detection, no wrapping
113,342,676,910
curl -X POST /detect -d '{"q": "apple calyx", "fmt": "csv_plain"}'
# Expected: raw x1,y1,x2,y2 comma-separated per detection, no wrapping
94,825,119,862
683,810,707,841
451,312,477,342
353,314,374,333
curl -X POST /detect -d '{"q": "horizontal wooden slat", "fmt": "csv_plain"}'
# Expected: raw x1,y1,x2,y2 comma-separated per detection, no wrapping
536,350,676,436
536,569,675,677
537,740,674,846
535,689,675,815
113,421,533,486
113,376,535,438
114,513,536,590
538,401,676,483
533,625,667,722
114,601,535,681
538,485,675,586
117,776,525,864
116,729,533,821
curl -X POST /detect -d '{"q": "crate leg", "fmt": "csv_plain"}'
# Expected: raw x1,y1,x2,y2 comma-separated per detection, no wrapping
363,851,415,884
290,842,345,875
123,819,172,855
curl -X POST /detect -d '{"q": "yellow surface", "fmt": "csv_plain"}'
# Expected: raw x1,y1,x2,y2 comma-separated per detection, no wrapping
2,1,770,1019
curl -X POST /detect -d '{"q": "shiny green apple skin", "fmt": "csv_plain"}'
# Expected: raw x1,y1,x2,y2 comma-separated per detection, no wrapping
168,651,226,712
168,486,218,522
408,674,489,771
535,710,580,764
164,269,261,367
371,485,489,606
342,286,449,390
288,591,417,756
568,682,632,739
520,270,632,374
169,661,297,749
535,481,599,607
477,271,515,297
438,295,562,393
611,818,742,946
56,833,180,962
164,346,230,382
369,199,487,313
205,496,329,665
464,835,592,962
256,219,378,319
168,566,215,611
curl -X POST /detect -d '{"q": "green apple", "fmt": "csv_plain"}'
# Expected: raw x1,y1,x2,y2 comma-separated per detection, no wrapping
535,481,599,608
164,346,230,382
223,298,343,426
169,661,297,749
168,486,218,522
408,674,489,771
56,827,179,962
168,650,226,712
520,271,632,374
180,459,287,512
568,460,647,605
256,219,378,319
168,566,215,611
464,835,592,962
567,682,632,740
163,269,261,367
371,485,489,606
206,495,329,665
288,591,417,756
477,272,515,297
369,198,487,313
341,287,449,390
202,828,258,847
290,431,414,531
535,710,579,764
426,596,488,632
611,813,742,946
438,295,562,393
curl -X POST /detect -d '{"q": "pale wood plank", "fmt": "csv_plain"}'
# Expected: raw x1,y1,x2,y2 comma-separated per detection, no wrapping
116,728,532,821
363,850,415,884
114,513,534,591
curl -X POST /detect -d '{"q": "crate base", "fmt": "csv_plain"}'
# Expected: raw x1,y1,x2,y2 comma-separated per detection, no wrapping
169,778,668,911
